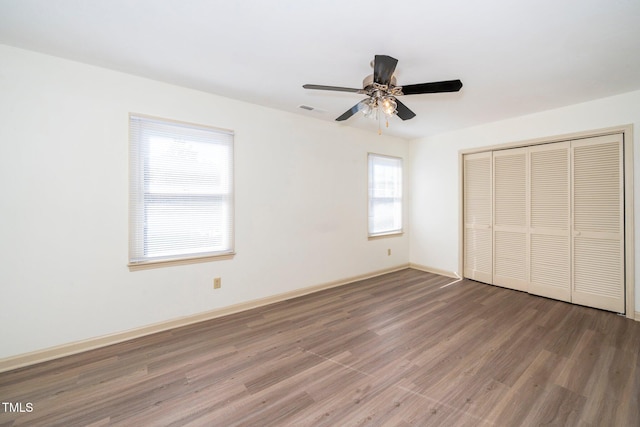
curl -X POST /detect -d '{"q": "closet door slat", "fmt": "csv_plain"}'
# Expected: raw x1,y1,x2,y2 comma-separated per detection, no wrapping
463,151,493,284
572,135,624,313
493,147,528,291
529,142,571,301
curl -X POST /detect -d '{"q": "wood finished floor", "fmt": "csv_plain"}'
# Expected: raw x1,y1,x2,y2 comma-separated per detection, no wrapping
1,268,639,426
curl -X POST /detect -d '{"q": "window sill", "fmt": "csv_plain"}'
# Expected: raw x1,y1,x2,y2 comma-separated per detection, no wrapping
368,231,404,240
128,252,235,271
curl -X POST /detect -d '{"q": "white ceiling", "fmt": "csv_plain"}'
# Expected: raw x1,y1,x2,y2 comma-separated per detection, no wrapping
1,0,640,140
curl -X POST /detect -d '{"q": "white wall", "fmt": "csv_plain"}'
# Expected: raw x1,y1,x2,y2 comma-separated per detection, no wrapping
0,45,410,359
409,89,640,311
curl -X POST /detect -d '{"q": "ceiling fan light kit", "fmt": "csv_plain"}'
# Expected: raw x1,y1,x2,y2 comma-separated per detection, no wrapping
303,55,463,134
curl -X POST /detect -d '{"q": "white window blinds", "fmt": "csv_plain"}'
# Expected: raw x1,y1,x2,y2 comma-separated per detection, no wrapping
368,153,403,236
129,114,234,265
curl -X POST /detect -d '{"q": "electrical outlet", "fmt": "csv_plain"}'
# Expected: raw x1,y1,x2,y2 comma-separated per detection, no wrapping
387,249,391,256
213,277,221,289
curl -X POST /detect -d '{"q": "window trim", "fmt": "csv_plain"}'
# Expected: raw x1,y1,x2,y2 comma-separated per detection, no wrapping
128,253,235,271
367,152,404,238
128,113,235,270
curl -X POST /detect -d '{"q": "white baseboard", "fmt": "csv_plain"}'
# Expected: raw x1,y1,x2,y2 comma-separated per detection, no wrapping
636,311,640,322
408,262,458,279
0,264,410,373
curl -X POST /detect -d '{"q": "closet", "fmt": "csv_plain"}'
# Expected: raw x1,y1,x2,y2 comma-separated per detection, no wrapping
463,133,625,313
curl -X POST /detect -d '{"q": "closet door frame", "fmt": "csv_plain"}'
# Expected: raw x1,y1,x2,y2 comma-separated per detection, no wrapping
458,124,635,319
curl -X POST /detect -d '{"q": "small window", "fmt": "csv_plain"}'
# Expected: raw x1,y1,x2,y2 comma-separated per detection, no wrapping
129,114,234,267
368,153,403,237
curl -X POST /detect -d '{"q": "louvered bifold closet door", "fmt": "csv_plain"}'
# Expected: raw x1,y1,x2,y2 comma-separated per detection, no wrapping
528,142,571,301
463,152,493,284
493,147,528,291
571,134,624,313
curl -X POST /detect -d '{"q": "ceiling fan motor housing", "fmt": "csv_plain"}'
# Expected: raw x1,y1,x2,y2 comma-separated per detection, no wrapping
363,74,397,90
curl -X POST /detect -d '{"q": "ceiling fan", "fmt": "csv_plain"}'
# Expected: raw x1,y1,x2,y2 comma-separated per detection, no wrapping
303,55,463,132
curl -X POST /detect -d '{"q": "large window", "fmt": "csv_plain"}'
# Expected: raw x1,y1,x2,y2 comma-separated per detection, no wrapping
368,153,403,237
129,114,234,266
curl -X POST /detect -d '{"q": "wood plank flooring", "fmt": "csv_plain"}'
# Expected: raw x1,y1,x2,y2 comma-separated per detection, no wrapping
1,268,639,426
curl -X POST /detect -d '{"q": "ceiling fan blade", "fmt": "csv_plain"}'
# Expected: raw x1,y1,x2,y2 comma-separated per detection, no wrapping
373,55,398,86
400,79,463,95
395,99,416,121
303,84,364,93
335,100,368,121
